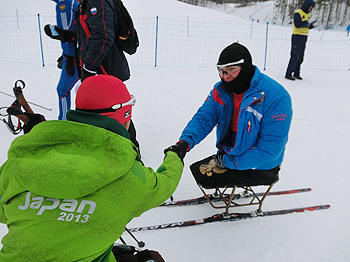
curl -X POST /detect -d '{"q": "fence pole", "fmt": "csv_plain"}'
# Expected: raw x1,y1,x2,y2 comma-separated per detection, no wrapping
37,14,45,67
16,9,19,29
155,16,159,67
250,18,253,38
187,16,190,37
264,22,269,70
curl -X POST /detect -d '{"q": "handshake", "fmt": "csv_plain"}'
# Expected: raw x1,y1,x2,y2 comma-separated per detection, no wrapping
164,141,226,168
164,141,189,162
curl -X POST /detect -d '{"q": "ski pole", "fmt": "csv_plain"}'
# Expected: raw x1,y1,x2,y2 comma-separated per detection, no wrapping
125,227,145,248
119,236,127,245
0,90,52,111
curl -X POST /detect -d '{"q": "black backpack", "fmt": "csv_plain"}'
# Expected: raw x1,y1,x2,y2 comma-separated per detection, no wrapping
113,0,139,55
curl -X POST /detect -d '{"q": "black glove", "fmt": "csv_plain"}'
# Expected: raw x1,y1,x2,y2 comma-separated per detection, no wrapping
80,68,95,82
308,19,318,30
164,140,189,162
44,24,75,43
214,153,226,169
23,113,46,134
57,56,63,69
65,55,75,76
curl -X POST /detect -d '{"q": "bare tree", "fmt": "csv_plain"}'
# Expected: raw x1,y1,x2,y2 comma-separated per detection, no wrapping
177,0,350,26
342,0,350,24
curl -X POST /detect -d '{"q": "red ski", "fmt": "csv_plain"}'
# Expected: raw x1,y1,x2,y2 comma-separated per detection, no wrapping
129,204,330,232
161,188,312,207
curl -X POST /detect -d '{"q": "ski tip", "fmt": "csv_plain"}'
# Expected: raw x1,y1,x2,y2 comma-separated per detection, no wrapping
299,187,312,192
302,204,331,212
305,204,331,212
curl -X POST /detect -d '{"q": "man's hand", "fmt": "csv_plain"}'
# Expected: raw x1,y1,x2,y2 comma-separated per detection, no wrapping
80,68,95,82
65,56,76,76
57,56,63,69
164,141,189,162
214,153,226,169
44,24,75,43
308,19,318,29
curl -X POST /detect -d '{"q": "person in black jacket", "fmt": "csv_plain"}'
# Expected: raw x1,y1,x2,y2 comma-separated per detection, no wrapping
44,0,138,147
75,0,139,146
75,0,130,82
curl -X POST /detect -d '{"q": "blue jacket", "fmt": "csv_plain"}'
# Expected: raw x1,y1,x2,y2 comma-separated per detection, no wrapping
180,67,293,170
52,0,79,57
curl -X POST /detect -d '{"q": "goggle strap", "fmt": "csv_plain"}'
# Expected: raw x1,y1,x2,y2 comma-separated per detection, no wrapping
76,108,117,113
217,59,244,68
76,96,136,114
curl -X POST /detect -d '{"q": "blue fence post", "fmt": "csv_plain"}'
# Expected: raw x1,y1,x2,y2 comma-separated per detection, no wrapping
37,13,45,67
155,16,159,67
264,22,269,70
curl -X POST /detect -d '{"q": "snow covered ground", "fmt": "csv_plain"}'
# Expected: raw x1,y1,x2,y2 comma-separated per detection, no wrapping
1,0,350,261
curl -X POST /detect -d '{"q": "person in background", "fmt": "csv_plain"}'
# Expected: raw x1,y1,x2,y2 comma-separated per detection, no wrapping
52,0,79,120
285,0,316,81
174,43,292,188
45,0,139,147
75,0,130,83
76,0,138,146
0,75,185,261
346,24,350,36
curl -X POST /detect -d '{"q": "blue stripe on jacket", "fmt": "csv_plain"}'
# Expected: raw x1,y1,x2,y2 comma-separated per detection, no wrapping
53,0,79,57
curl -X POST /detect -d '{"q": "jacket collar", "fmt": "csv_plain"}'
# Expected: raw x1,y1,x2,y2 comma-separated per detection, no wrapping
66,110,131,140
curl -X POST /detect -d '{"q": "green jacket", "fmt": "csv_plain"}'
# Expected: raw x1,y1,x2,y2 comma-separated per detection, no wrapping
0,111,183,261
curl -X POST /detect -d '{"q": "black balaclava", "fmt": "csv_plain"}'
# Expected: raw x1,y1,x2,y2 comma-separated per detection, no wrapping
217,43,255,94
301,0,315,13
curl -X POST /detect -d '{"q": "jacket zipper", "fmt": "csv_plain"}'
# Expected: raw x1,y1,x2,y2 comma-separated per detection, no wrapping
227,95,266,153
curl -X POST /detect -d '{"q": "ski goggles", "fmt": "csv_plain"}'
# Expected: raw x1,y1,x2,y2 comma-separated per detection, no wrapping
77,95,136,113
217,59,244,75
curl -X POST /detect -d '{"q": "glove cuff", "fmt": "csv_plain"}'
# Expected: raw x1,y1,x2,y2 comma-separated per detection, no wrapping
83,64,97,75
176,140,190,152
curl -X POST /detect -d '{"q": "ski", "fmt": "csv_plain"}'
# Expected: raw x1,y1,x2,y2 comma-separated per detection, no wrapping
129,204,330,232
161,188,312,207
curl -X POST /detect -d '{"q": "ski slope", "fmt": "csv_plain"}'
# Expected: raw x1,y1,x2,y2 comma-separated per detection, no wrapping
1,0,349,261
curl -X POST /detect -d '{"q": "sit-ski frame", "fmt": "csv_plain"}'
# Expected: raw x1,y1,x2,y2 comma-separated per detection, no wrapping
198,182,277,216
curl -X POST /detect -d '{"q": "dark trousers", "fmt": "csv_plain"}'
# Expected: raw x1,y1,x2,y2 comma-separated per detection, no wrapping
286,34,308,77
190,156,280,189
112,245,165,262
